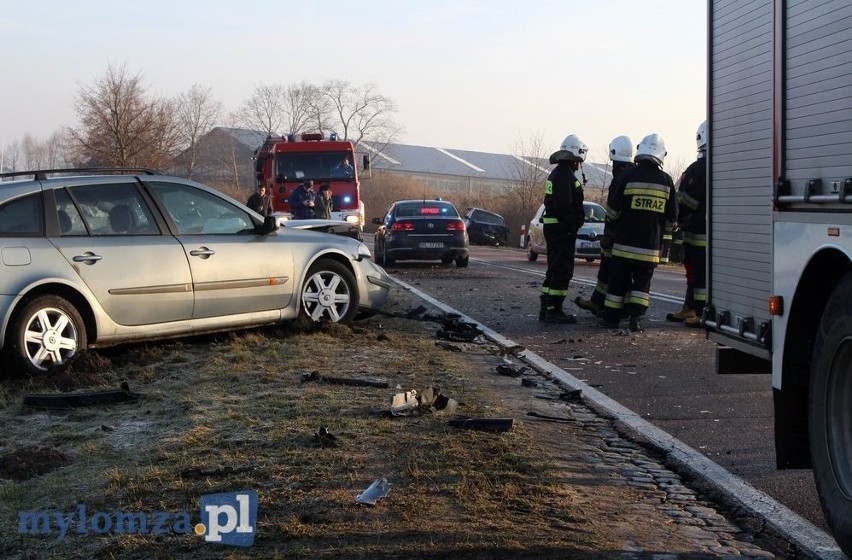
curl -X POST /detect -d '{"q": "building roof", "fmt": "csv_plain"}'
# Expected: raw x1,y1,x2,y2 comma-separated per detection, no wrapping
219,127,611,186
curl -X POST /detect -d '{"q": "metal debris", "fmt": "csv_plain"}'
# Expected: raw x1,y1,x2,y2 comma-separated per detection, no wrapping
23,382,141,409
356,477,392,506
447,417,514,432
389,386,458,417
313,426,338,447
300,370,389,388
495,364,529,378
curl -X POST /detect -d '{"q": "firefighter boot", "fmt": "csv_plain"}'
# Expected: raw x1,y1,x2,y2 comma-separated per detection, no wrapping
628,315,645,333
538,295,547,322
597,309,620,329
666,289,695,322
544,297,577,324
574,296,600,315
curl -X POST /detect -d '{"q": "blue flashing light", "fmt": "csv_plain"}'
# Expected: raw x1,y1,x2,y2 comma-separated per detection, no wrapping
330,132,338,141
287,133,296,142
342,195,353,204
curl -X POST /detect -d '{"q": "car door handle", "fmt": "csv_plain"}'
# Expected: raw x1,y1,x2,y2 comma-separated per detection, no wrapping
189,247,215,258
72,252,102,264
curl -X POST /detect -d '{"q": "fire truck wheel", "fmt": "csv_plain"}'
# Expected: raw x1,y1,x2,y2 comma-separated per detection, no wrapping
810,272,852,555
300,259,360,324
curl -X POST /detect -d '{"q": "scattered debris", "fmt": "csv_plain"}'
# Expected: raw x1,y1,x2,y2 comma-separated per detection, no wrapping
447,417,514,432
388,386,458,417
313,426,338,447
560,389,583,402
300,370,389,388
356,477,392,506
22,382,141,409
435,341,463,352
181,463,259,478
495,364,529,378
521,378,539,388
436,315,483,343
526,411,573,423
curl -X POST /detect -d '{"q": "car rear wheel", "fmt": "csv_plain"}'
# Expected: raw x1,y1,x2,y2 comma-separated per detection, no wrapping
301,259,360,324
441,255,454,264
7,295,87,375
380,245,395,267
455,256,469,268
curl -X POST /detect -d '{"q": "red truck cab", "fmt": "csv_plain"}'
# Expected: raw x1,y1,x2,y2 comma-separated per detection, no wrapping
254,133,364,229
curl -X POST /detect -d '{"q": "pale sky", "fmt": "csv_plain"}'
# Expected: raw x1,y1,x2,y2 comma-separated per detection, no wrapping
0,0,706,170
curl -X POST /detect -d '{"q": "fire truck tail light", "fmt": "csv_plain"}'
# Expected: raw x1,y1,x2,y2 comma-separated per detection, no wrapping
446,220,465,231
391,221,415,232
768,295,784,316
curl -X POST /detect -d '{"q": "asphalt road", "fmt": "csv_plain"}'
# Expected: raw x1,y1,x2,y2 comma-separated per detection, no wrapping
368,236,828,537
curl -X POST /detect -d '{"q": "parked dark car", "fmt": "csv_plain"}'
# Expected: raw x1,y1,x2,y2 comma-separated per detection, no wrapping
372,200,470,267
463,207,509,246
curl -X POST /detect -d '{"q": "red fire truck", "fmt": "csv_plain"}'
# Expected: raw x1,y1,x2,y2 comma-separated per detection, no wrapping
254,133,365,228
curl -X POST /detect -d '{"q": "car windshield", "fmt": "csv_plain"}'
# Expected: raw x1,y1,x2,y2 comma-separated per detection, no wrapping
395,201,459,218
584,203,606,223
275,152,354,182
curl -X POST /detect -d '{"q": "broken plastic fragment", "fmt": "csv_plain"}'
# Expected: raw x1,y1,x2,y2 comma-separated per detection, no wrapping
356,477,392,505
390,390,419,416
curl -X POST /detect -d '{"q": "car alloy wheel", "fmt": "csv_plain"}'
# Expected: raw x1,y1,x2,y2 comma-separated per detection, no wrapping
300,259,360,323
10,295,87,374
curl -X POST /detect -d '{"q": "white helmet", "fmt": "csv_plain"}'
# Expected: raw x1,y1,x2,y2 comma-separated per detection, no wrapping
608,135,633,163
549,134,588,163
635,133,667,166
696,120,708,151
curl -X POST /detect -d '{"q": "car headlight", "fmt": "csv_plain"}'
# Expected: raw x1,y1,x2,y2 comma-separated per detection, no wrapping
357,243,372,260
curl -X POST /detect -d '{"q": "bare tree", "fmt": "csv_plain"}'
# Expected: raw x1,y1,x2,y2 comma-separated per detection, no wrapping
319,80,402,148
231,83,286,136
176,84,222,178
282,81,319,135
505,131,551,228
69,64,180,168
21,134,47,171
1,141,21,174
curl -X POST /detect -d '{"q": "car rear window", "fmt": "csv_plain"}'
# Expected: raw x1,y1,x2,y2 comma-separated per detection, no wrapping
396,202,459,218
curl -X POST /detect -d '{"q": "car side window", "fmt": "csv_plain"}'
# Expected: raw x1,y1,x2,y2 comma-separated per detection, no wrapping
54,189,89,236
0,193,43,236
68,183,158,236
148,182,254,235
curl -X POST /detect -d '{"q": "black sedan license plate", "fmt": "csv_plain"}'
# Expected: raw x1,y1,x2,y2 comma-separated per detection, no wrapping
419,242,444,249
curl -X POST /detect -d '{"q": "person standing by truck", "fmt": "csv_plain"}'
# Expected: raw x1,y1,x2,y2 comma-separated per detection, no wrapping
538,133,588,324
667,121,708,327
289,180,317,219
246,184,274,217
314,184,333,220
575,135,634,315
598,133,677,332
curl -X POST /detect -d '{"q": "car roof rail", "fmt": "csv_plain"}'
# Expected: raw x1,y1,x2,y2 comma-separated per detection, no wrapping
0,167,162,181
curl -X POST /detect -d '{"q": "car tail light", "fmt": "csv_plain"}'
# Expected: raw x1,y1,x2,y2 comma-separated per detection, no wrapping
391,221,415,232
446,220,465,231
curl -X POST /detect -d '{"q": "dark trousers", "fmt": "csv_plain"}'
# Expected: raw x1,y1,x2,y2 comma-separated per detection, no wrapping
541,224,577,299
591,254,611,307
602,257,655,320
683,243,707,313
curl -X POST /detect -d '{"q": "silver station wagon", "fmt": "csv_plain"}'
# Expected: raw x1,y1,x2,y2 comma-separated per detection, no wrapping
0,168,391,374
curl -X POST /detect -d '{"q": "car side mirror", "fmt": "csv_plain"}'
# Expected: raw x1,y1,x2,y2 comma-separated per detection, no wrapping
258,215,279,235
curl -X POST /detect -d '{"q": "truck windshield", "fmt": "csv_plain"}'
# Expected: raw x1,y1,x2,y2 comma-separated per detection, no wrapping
275,152,354,182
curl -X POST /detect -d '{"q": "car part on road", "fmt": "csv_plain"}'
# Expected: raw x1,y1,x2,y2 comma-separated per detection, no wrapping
495,364,529,378
300,370,389,388
313,426,338,447
356,477,392,506
447,417,514,432
22,382,141,409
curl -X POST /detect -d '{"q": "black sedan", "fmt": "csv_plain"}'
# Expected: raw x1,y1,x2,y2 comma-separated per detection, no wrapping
372,200,470,267
463,207,509,246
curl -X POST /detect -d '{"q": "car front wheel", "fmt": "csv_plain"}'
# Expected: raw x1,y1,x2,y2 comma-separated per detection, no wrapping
8,295,87,375
301,260,360,324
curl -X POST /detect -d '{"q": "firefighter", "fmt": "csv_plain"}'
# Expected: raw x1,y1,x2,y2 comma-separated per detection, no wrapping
667,120,708,327
599,133,677,332
538,134,588,324
575,135,634,315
